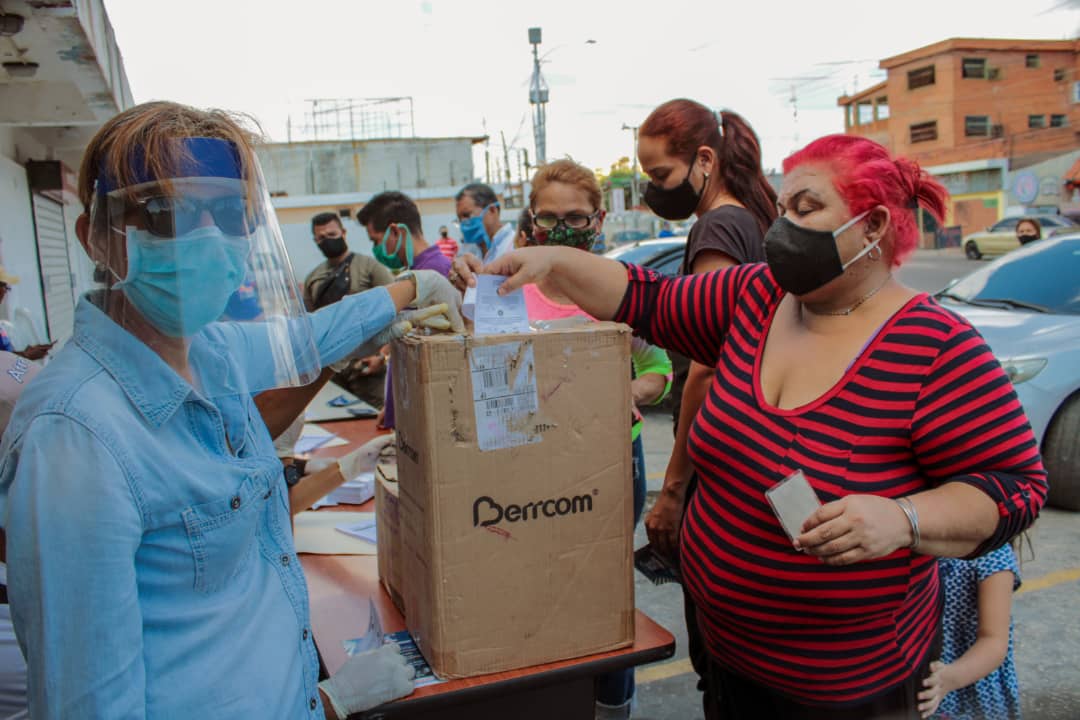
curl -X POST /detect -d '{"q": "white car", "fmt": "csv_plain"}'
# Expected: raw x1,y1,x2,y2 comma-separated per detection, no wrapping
937,233,1080,509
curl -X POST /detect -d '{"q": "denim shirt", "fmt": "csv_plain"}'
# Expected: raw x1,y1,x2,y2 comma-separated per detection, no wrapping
0,287,395,719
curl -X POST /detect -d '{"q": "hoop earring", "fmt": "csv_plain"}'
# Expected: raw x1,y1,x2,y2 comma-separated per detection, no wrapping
868,245,882,261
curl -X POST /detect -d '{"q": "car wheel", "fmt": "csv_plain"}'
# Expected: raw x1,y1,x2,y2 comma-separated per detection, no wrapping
965,241,982,260
1044,393,1080,511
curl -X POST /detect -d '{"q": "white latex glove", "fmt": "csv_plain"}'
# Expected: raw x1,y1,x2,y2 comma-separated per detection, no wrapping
409,270,466,333
319,644,415,718
304,433,395,477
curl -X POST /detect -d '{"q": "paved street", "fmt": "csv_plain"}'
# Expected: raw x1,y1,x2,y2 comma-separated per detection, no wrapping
629,249,1080,719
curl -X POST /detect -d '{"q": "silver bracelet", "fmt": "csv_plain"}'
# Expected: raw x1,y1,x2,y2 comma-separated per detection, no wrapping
894,497,920,550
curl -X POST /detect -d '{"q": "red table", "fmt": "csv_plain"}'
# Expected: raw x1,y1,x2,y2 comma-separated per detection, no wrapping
303,419,676,719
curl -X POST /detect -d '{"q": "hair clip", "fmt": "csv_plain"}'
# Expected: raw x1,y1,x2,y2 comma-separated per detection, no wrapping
714,110,724,137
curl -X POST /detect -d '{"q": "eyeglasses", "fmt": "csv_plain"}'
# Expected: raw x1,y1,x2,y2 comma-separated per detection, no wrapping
126,194,254,238
531,210,599,231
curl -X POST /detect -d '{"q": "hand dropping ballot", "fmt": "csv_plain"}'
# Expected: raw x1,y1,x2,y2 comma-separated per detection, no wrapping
464,275,530,336
765,469,822,543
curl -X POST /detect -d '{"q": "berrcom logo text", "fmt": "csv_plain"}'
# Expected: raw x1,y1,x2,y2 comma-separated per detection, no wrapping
473,493,594,527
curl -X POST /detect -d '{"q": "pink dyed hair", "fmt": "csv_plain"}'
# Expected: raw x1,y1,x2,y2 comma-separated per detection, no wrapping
782,135,948,266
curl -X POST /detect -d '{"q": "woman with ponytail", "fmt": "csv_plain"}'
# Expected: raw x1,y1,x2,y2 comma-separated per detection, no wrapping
463,133,1046,718
637,98,777,717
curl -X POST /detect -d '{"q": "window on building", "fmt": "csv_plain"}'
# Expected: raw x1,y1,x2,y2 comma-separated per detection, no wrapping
1029,114,1047,129
1053,68,1067,82
964,116,991,137
910,120,938,143
1025,54,1040,69
876,96,890,120
1051,114,1068,128
907,65,935,90
961,58,986,79
857,100,874,125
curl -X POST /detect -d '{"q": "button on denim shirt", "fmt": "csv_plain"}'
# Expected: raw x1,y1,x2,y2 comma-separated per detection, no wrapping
0,288,395,718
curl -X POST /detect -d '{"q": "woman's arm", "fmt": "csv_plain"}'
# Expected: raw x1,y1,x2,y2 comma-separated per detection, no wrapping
483,248,757,366
910,324,1047,556
630,339,673,407
4,416,147,718
255,367,335,440
799,323,1046,565
482,247,629,319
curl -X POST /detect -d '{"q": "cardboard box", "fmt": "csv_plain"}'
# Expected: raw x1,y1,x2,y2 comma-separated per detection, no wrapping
390,323,635,678
375,463,405,614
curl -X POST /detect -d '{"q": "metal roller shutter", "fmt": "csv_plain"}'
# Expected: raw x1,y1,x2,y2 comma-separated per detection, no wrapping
31,193,75,343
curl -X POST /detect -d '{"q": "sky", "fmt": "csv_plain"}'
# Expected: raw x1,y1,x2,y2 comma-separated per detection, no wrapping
102,0,1080,180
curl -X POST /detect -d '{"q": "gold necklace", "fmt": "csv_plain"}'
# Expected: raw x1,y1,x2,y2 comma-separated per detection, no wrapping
805,277,890,317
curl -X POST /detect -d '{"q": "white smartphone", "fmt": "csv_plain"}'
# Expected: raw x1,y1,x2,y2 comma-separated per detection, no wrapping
765,469,822,542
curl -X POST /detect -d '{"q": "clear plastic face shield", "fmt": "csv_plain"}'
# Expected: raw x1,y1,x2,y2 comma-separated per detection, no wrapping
88,137,320,395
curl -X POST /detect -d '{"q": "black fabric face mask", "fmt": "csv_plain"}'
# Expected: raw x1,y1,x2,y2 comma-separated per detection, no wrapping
1017,233,1039,245
763,212,872,296
317,236,348,259
643,162,707,221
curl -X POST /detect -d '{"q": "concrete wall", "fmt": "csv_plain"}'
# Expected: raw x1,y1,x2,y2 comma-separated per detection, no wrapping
257,138,478,197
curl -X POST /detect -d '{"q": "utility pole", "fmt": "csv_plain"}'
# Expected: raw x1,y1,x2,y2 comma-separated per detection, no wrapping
500,130,513,205
482,118,491,184
621,123,640,209
528,27,549,166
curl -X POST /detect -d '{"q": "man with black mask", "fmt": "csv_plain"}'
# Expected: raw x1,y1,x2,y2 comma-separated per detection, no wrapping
303,212,394,311
303,212,395,407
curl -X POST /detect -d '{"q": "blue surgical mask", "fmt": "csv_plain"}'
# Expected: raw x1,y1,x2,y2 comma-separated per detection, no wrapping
117,225,250,337
459,205,494,247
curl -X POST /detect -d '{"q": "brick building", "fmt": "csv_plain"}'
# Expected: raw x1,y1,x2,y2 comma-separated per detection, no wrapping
838,38,1080,240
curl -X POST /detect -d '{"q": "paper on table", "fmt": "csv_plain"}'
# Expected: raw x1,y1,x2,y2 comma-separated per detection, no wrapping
293,511,377,555
294,424,349,454
336,518,377,545
473,274,530,335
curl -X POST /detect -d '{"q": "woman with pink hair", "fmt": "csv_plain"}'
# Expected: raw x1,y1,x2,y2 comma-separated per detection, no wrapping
460,134,1047,718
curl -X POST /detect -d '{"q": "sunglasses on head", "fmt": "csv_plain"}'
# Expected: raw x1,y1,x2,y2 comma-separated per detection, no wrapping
126,194,255,238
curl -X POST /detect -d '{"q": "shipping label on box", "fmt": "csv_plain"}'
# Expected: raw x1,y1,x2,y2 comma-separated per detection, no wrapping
390,323,636,678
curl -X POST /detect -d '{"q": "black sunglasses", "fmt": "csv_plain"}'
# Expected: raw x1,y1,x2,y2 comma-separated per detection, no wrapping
129,194,254,238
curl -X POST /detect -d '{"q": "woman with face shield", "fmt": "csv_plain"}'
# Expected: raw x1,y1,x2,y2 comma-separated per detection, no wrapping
0,101,463,719
458,135,1047,718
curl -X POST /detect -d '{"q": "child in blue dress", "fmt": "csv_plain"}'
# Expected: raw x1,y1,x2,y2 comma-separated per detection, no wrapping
919,543,1022,719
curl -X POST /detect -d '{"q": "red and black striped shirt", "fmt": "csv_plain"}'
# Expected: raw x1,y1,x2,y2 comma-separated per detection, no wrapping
615,263,1047,707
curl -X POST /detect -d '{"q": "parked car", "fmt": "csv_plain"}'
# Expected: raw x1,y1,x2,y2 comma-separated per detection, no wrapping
604,238,685,270
963,215,1073,260
937,233,1080,509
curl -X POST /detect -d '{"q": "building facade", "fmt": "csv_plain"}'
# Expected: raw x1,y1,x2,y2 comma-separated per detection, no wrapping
0,0,133,348
256,136,530,279
839,38,1080,240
